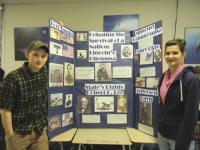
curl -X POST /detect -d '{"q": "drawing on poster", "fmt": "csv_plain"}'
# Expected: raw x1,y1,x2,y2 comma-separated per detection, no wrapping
50,41,63,56
94,96,114,112
64,63,74,86
78,96,91,113
77,50,87,59
62,112,73,127
76,33,87,41
146,77,159,88
50,93,63,107
135,77,145,88
65,94,72,108
140,51,153,65
95,63,112,82
117,95,127,113
49,63,63,87
48,115,62,131
50,28,60,40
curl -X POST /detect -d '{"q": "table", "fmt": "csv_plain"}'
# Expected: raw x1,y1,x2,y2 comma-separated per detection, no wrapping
72,128,132,150
127,128,157,150
50,128,77,150
50,128,157,150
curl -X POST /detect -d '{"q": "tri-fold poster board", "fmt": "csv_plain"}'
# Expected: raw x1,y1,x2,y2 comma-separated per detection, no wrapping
47,18,163,139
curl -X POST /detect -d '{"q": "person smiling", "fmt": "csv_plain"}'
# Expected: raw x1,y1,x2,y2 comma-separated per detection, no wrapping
0,40,49,150
157,39,200,150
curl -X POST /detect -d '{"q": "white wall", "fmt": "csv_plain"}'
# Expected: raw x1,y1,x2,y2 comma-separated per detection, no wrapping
2,0,200,74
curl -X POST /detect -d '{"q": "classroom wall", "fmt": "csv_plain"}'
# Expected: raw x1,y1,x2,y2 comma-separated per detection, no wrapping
1,0,200,74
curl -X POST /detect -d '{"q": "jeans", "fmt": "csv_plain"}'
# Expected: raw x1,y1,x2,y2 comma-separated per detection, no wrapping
158,132,195,150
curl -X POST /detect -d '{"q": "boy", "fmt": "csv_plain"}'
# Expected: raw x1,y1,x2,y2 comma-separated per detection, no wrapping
0,40,49,150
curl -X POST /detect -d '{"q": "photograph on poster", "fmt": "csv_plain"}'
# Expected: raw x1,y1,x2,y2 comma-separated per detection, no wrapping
103,15,139,31
107,114,127,124
14,27,48,60
48,115,62,131
113,66,132,78
49,63,63,87
94,96,114,112
139,102,152,126
50,41,63,56
62,112,73,127
154,49,161,62
95,63,112,82
146,77,159,88
121,45,133,59
76,33,87,41
75,67,94,80
64,63,74,86
140,51,153,65
117,95,127,113
135,77,145,88
78,96,91,113
50,28,61,40
184,27,200,64
82,115,101,124
65,94,72,108
77,50,87,59
50,93,63,107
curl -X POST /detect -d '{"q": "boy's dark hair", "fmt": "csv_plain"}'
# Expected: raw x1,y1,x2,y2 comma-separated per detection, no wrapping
165,38,186,53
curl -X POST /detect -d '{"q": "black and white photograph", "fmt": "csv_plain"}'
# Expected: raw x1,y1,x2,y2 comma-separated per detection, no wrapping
95,63,112,82
78,96,91,113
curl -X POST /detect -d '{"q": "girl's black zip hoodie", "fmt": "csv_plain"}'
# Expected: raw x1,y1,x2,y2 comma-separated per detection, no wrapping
158,66,200,150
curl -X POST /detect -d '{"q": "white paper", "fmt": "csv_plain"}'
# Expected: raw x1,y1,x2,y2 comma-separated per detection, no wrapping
140,67,155,77
107,114,127,124
113,66,132,78
82,115,101,123
75,67,94,80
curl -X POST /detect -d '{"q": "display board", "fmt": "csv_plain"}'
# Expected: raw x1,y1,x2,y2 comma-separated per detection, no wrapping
47,18,163,139
131,20,163,135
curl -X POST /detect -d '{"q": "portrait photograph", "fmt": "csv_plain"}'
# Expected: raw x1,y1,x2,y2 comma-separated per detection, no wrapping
65,94,73,108
121,45,133,59
95,63,112,82
154,49,162,62
139,102,152,126
117,95,127,113
64,63,74,86
78,96,91,113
